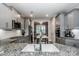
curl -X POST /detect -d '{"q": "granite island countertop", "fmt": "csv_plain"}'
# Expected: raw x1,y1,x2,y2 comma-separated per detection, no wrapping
0,43,79,56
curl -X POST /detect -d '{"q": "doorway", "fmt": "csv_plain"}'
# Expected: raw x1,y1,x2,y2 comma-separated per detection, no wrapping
34,21,48,44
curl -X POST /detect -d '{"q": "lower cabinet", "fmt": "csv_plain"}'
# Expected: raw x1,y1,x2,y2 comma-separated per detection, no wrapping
56,37,65,44
65,39,79,48
56,37,79,48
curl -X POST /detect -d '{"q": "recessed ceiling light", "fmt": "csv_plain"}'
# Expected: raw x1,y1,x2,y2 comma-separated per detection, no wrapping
30,14,33,17
17,14,20,18
46,14,49,17
30,11,33,17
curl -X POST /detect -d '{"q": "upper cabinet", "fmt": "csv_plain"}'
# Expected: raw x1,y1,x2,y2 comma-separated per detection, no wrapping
0,4,23,29
67,10,79,29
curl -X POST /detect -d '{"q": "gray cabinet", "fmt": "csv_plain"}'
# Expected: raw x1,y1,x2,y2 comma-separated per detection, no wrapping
56,37,79,48
56,37,65,44
65,39,79,48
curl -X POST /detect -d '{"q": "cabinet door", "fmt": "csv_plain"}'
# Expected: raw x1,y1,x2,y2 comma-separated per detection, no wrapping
67,13,74,29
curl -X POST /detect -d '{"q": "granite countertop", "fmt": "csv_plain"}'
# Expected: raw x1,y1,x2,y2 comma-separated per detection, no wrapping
0,43,79,56
60,37,74,39
59,37,79,41
61,37,79,42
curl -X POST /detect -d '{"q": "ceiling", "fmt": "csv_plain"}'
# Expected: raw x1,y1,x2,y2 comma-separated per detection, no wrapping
6,3,79,19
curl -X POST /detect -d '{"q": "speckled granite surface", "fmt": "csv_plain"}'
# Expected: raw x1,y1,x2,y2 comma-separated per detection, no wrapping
0,43,79,56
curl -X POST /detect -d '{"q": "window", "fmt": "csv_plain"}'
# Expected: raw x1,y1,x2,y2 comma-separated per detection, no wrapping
36,25,46,34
